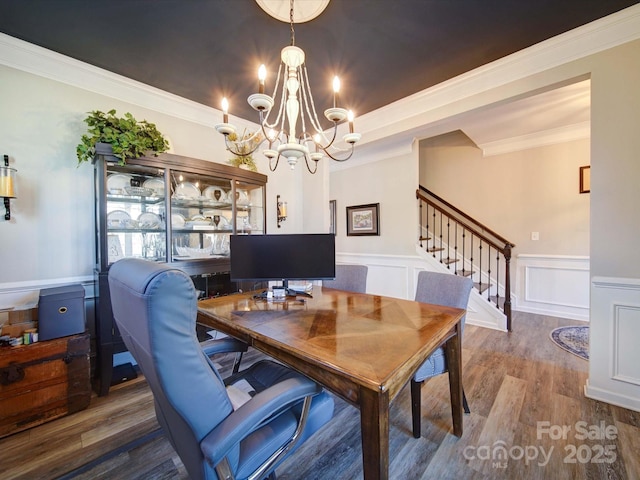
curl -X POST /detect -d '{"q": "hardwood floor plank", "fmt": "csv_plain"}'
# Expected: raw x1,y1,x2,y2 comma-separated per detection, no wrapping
468,375,527,474
0,312,638,480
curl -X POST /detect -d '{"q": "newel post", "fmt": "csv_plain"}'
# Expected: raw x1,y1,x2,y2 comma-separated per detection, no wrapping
503,243,513,332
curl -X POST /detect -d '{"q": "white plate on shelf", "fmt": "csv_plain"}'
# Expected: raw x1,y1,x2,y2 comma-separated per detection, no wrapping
171,213,186,228
175,245,214,258
137,212,162,229
142,178,165,197
174,182,200,199
211,215,230,230
232,189,250,206
107,210,134,228
203,186,227,203
107,173,132,195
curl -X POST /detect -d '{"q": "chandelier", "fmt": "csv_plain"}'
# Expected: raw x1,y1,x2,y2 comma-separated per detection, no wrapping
214,0,361,174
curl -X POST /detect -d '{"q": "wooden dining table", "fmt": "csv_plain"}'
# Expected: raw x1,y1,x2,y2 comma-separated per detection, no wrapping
197,285,466,480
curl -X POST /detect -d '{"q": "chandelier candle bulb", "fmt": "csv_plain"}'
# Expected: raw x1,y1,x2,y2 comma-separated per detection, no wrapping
333,76,340,108
258,64,266,94
348,110,355,134
221,97,229,123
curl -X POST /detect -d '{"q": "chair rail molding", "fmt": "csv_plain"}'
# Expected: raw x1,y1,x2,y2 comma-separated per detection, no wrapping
0,276,94,308
585,276,640,413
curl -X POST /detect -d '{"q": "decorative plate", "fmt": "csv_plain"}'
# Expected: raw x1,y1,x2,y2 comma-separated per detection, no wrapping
142,178,165,197
203,186,227,203
137,212,162,229
174,182,200,199
107,173,133,195
171,213,186,228
107,210,133,229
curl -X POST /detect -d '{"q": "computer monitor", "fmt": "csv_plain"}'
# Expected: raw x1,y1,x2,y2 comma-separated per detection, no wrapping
230,234,335,291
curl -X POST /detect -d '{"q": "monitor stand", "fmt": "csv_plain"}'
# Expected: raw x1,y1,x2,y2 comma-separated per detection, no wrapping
253,280,313,300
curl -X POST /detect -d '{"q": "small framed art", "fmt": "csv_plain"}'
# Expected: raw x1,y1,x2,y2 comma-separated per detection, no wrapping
579,165,590,194
346,203,379,236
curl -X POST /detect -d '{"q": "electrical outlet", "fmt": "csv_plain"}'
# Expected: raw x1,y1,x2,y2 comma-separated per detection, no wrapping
531,231,539,241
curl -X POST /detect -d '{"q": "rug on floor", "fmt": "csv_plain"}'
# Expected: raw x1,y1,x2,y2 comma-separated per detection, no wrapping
550,325,589,360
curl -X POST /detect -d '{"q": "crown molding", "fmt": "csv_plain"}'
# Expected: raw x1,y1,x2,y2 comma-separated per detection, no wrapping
1,4,639,139
476,121,591,157
0,32,225,128
357,4,640,145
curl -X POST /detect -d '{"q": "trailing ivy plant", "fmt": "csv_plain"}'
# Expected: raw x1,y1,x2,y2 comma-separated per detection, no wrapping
76,109,169,166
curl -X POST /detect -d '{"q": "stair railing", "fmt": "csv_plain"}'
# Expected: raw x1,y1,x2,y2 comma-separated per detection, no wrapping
416,186,515,331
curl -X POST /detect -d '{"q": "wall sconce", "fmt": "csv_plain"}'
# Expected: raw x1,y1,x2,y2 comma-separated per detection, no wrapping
277,194,287,228
0,155,17,221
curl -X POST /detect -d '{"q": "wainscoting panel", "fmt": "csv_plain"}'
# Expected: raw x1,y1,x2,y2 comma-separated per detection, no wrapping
515,254,590,321
586,277,640,412
337,252,507,331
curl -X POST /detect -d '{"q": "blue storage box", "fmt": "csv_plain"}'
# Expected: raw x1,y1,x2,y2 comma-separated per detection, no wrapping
38,284,86,341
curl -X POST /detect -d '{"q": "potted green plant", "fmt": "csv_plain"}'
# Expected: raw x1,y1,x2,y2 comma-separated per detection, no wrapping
76,109,169,166
227,129,261,172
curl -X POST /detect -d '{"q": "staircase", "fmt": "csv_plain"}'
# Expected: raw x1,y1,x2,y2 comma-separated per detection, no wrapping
416,186,515,331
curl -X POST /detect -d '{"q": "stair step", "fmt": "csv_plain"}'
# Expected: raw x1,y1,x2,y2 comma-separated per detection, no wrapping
442,257,459,265
427,247,445,253
489,295,506,309
458,269,474,277
419,236,431,242
474,282,492,294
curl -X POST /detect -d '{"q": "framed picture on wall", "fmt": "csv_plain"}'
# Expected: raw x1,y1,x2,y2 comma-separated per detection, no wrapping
579,165,590,193
346,203,379,236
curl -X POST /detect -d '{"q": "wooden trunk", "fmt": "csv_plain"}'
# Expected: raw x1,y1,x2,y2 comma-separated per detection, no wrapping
0,333,91,438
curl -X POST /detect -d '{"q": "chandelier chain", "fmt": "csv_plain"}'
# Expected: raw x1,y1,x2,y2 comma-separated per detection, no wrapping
289,0,296,46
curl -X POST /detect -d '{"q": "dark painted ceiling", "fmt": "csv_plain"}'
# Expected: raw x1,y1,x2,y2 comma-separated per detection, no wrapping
0,1,637,123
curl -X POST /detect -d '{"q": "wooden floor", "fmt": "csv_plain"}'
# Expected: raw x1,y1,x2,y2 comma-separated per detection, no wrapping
1,311,638,480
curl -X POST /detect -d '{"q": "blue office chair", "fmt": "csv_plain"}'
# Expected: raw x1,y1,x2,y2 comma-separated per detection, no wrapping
323,264,368,293
411,270,473,438
108,258,334,480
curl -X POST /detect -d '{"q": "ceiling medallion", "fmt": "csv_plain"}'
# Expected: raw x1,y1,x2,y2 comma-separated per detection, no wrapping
215,0,360,174
255,0,330,23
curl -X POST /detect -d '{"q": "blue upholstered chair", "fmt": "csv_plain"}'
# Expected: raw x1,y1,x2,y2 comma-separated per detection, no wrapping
411,270,473,438
322,264,368,293
108,258,334,480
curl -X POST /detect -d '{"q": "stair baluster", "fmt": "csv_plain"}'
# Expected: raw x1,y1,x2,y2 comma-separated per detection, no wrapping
416,186,515,331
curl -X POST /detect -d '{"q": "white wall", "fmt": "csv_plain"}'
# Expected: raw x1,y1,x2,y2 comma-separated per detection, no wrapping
1,8,640,411
330,146,418,256
419,132,590,256
0,64,228,287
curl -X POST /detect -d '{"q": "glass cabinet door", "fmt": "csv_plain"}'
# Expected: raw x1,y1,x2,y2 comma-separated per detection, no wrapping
233,179,265,235
168,170,266,262
170,170,234,261
104,164,166,265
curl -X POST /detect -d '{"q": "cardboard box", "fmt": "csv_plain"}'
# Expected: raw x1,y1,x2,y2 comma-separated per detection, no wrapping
8,307,38,324
1,321,37,338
